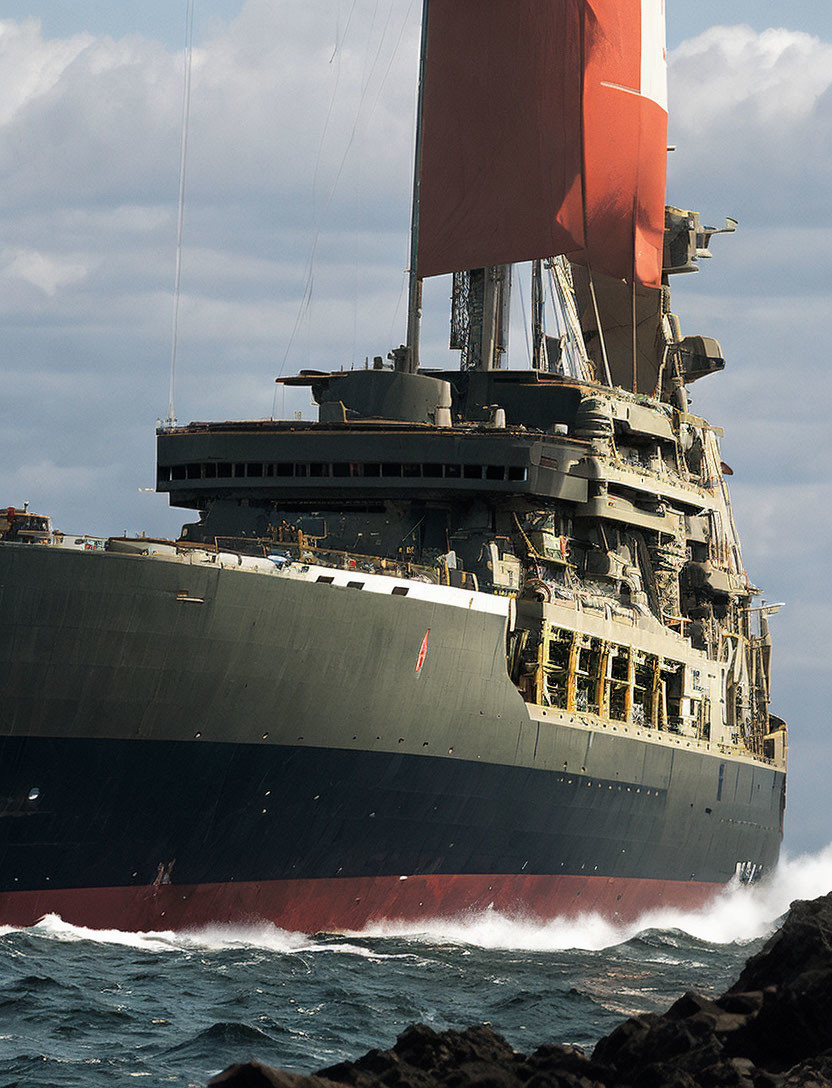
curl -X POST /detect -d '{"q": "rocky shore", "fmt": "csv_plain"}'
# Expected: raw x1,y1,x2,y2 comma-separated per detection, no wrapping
208,891,832,1088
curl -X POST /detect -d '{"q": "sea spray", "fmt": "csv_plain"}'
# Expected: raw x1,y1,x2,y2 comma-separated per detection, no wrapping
356,842,832,951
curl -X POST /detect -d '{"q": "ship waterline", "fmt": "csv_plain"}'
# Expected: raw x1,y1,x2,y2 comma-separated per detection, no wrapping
0,877,726,935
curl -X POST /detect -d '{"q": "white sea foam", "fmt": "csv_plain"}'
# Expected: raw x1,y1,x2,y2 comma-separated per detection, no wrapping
4,843,831,955
15,913,407,960
357,842,832,952
25,913,187,952
626,840,832,946
18,914,317,955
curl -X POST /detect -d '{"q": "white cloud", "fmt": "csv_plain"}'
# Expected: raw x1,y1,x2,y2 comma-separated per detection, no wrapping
2,247,88,295
672,25,832,125
0,0,420,426
668,26,832,220
0,1,417,221
0,17,93,125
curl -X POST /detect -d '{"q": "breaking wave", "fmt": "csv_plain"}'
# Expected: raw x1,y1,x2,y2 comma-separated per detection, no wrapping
19,913,414,960
359,842,832,951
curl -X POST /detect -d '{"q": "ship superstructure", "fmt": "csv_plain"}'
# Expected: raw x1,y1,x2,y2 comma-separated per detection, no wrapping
0,1,785,932
156,202,785,771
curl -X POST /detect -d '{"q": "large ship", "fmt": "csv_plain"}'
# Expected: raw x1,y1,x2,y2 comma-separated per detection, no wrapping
0,1,786,933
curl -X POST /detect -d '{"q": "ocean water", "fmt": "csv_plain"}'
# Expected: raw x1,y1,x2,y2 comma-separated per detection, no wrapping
1,846,831,1088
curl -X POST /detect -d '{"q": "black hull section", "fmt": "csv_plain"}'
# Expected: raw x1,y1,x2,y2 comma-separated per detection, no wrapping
0,735,782,895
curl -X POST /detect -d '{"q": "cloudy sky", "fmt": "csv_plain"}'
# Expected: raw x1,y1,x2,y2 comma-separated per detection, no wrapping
1,2,830,856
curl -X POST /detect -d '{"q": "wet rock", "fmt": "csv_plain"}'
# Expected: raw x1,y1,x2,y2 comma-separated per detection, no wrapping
209,890,832,1088
724,894,832,1073
208,1062,312,1087
208,1025,606,1088
780,1053,832,1087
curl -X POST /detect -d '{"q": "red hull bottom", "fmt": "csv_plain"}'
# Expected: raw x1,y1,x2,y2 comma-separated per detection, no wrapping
0,874,723,934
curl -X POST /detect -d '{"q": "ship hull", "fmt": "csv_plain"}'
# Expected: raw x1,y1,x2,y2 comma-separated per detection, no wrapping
0,544,784,932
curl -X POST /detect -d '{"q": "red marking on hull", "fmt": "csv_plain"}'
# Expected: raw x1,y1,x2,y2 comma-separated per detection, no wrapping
415,629,430,673
0,874,722,934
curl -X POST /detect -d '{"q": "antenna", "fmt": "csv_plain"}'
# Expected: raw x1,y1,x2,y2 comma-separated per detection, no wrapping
166,0,196,429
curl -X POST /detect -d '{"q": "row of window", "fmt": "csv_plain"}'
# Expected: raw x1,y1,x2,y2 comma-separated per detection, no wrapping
158,461,529,483
316,574,409,596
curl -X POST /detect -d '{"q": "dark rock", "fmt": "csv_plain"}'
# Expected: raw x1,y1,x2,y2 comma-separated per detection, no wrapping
664,993,722,1022
731,895,832,994
781,1050,832,1087
320,1025,523,1088
714,993,766,1017
521,1041,610,1087
724,892,832,1072
207,1062,314,1087
208,890,832,1088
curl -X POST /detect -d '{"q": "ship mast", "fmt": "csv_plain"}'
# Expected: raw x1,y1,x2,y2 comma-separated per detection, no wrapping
531,259,545,370
403,0,430,375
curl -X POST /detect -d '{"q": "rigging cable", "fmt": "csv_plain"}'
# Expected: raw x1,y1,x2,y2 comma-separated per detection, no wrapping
516,264,532,368
549,257,594,382
279,0,417,380
586,267,613,387
166,0,196,428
